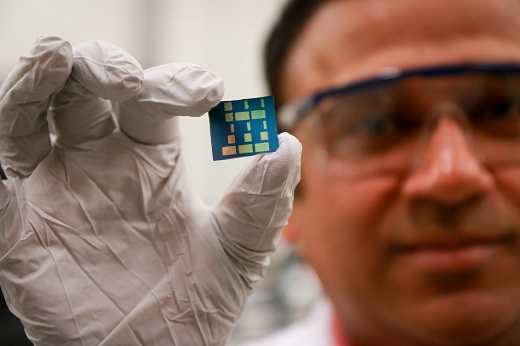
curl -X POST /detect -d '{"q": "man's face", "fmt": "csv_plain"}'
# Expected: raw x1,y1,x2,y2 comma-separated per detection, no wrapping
283,0,520,344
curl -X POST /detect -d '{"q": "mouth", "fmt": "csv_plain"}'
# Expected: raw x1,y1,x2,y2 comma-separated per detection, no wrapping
393,234,517,273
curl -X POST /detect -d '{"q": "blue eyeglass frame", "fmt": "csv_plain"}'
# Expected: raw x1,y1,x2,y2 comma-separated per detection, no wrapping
278,62,520,130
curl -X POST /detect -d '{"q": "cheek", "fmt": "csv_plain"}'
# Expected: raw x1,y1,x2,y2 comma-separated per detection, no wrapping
294,149,401,296
494,168,520,208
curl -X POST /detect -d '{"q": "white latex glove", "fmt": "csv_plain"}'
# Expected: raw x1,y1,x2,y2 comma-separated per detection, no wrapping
0,36,301,346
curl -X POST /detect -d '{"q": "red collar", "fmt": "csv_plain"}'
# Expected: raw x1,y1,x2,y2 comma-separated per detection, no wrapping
332,312,357,346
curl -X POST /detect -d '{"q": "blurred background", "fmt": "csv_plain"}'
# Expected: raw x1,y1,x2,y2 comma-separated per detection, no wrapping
0,0,284,204
0,0,322,344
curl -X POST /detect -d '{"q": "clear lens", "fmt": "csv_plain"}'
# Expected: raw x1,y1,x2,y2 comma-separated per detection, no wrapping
298,69,520,178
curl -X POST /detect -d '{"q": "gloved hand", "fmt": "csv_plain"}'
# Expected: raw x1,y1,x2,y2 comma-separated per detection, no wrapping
0,36,301,346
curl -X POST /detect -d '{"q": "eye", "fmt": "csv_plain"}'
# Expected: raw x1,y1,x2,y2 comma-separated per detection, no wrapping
323,109,423,160
485,96,519,119
493,98,516,116
469,92,520,138
315,85,423,157
470,93,520,121
319,91,400,136
340,103,422,138
346,111,397,136
464,76,520,121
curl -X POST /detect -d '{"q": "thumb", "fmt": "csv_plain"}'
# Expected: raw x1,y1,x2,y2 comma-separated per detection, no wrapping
212,133,301,282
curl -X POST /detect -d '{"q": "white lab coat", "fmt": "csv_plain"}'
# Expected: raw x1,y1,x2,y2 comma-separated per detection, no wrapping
242,300,335,346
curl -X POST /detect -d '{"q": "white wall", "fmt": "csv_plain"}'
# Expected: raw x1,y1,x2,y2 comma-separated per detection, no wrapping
0,0,285,204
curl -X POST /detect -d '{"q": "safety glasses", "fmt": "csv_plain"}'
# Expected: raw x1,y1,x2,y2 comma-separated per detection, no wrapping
278,63,520,178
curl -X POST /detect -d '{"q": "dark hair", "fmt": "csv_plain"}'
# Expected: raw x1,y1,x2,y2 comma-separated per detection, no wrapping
264,0,331,109
265,0,331,197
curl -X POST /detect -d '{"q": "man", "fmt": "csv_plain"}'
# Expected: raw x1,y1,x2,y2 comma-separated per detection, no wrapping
248,0,520,345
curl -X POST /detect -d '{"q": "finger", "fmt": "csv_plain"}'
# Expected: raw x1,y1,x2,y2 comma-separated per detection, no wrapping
0,180,18,257
118,63,224,144
0,125,54,178
0,35,72,136
50,40,143,147
0,35,72,177
212,133,301,281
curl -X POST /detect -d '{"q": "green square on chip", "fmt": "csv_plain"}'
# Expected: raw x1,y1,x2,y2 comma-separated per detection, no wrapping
235,112,250,121
208,96,279,161
224,102,233,111
255,143,270,152
239,144,253,154
251,110,266,119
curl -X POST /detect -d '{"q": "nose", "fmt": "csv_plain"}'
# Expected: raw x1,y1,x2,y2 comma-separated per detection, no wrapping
403,113,493,206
